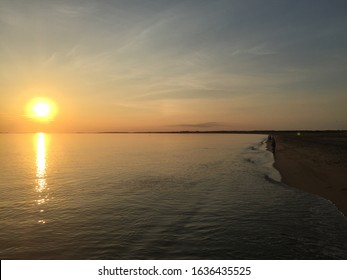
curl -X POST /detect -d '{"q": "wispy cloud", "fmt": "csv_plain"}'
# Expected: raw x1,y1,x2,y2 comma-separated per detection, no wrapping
231,43,277,57
169,122,226,128
53,3,97,17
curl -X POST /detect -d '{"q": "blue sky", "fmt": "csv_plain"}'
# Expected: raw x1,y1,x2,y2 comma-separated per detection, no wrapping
1,0,347,131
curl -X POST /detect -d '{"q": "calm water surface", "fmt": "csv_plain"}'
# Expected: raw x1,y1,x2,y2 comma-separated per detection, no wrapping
0,133,347,259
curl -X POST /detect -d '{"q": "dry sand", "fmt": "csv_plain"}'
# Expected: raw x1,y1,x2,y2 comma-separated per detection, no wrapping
269,132,347,217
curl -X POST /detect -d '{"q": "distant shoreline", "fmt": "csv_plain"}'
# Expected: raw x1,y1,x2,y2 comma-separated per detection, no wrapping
270,132,347,217
1,130,347,134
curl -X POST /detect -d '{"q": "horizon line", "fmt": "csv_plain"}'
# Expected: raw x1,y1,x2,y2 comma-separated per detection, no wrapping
1,129,347,134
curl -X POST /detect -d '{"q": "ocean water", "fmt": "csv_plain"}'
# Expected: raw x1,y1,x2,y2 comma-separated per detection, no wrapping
0,133,347,260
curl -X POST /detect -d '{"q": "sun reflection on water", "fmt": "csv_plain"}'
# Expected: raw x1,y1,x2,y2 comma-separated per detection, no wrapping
35,133,49,224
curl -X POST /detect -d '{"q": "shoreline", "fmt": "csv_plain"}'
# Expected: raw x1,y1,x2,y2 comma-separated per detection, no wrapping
269,132,347,217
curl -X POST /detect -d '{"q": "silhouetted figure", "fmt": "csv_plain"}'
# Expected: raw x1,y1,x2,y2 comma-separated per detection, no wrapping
271,136,276,155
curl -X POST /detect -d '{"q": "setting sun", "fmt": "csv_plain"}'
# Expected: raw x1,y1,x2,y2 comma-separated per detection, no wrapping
26,98,58,122
33,102,51,118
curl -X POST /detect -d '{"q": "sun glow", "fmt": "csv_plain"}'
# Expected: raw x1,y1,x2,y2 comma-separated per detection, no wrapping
27,98,58,121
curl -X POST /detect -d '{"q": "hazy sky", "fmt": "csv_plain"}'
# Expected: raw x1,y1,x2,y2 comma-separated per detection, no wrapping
1,0,347,132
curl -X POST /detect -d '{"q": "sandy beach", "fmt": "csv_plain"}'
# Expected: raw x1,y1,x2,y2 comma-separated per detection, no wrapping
269,132,347,217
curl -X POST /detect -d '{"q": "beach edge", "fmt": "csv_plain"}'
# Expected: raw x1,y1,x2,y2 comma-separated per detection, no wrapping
268,133,347,217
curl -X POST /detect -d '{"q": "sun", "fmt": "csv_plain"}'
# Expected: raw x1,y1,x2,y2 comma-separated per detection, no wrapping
33,102,51,118
27,98,58,121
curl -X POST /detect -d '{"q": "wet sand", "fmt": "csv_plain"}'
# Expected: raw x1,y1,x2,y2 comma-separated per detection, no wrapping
270,132,347,217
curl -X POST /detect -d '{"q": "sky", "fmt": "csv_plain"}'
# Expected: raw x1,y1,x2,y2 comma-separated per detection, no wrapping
1,0,347,132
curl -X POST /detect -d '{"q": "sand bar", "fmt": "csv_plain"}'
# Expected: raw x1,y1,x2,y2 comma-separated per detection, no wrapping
270,132,347,217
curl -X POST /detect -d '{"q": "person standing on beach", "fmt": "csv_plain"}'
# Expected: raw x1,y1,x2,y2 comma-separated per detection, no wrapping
271,136,276,155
